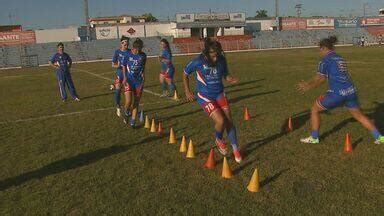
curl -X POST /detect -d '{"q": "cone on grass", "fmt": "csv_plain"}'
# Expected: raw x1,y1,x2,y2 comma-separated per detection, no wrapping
186,139,195,158
344,133,353,152
173,90,180,100
221,157,233,179
144,115,150,129
139,110,144,122
243,106,251,121
287,117,293,132
157,121,163,137
247,168,260,193
169,127,176,144
204,148,216,169
179,136,187,153
150,118,156,132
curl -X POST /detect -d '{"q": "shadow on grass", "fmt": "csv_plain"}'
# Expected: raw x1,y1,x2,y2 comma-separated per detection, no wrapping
226,85,262,94
260,168,290,188
161,109,201,121
145,101,188,113
81,92,112,100
0,136,159,191
229,90,280,104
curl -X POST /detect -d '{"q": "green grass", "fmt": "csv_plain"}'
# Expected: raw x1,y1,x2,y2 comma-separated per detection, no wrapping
1,46,383,215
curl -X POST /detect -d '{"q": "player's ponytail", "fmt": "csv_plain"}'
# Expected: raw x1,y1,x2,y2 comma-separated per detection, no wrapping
320,36,338,50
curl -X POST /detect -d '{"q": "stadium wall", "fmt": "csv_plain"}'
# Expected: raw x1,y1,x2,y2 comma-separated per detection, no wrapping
35,27,80,43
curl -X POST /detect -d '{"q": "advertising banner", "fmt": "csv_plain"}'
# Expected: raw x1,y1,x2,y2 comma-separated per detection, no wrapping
0,30,35,46
335,18,360,28
306,18,334,29
281,18,307,30
361,17,384,26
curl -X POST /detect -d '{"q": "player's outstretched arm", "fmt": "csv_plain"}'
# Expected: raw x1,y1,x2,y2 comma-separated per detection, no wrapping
183,73,194,102
296,74,326,93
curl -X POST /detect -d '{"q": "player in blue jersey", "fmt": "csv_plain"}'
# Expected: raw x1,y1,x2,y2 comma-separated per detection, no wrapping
122,38,147,127
183,38,242,163
297,36,384,145
158,38,177,97
112,36,130,117
49,42,80,102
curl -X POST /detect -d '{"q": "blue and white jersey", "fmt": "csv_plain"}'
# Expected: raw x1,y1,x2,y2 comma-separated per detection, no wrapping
123,50,147,81
160,48,173,71
50,52,72,71
112,49,130,70
184,54,228,95
318,51,356,96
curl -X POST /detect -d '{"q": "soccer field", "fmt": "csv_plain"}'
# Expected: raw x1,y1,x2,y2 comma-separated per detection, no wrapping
1,46,383,215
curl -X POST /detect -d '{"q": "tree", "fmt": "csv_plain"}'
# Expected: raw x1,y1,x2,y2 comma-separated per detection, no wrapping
142,13,158,22
255,10,268,18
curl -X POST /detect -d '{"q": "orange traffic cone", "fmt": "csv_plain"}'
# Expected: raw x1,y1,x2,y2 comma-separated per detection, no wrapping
157,121,163,137
150,118,156,133
244,106,251,121
287,117,293,132
247,168,260,192
186,139,195,158
179,136,187,153
173,90,180,100
344,133,353,152
144,115,150,129
169,127,176,144
221,157,232,179
204,148,216,169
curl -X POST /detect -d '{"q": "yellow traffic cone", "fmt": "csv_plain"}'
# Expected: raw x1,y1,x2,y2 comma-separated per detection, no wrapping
150,118,156,132
179,136,187,153
221,157,232,179
144,115,150,129
169,127,176,144
173,90,180,100
247,168,260,192
186,139,195,158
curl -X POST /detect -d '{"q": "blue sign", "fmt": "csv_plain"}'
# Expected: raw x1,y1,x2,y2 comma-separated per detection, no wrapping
335,18,360,28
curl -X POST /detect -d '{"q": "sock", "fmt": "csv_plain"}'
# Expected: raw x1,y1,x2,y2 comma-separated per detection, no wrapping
114,88,121,106
215,131,223,140
130,118,135,125
371,128,381,140
311,130,319,139
162,81,167,91
227,126,239,151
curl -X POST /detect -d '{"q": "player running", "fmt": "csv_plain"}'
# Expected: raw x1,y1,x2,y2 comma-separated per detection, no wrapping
158,38,177,97
112,36,130,117
183,38,242,163
297,36,384,145
122,38,147,127
49,42,80,102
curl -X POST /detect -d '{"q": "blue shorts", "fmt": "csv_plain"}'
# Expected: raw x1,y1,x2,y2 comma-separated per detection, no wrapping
316,92,360,110
196,92,229,116
124,75,143,96
115,68,124,84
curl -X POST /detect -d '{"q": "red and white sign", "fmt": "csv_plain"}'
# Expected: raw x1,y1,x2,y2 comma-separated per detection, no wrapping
281,18,307,30
0,30,35,46
127,28,136,35
361,17,384,26
306,18,335,29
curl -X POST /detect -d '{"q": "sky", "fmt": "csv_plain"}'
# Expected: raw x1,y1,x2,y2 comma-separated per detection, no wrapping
0,0,383,29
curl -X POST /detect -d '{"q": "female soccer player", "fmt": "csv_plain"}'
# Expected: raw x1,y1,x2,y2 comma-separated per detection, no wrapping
112,36,130,117
297,36,384,144
158,38,177,97
183,38,242,163
122,38,147,127
49,42,80,102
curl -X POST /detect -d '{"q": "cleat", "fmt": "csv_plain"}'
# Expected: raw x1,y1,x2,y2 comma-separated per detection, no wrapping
233,150,242,164
74,97,81,102
130,119,136,128
374,136,384,145
62,99,66,102
215,138,228,155
109,84,115,91
300,136,320,144
124,109,131,117
116,107,122,117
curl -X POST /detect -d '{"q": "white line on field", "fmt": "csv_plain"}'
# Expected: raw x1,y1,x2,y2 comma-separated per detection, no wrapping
73,68,166,98
0,100,174,124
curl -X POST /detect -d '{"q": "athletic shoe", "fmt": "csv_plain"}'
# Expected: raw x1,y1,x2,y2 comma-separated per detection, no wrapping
300,136,320,144
215,138,228,155
124,109,131,117
109,84,115,91
74,97,81,102
116,107,122,117
130,119,136,128
233,149,242,163
62,99,66,102
160,90,168,97
374,135,384,145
